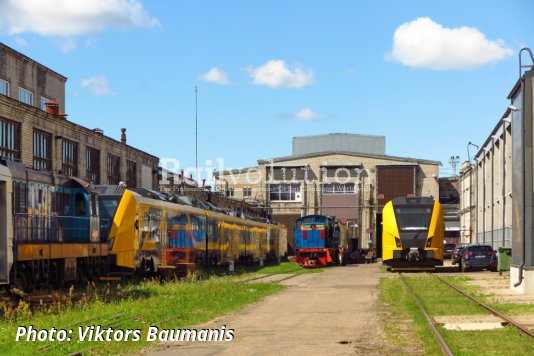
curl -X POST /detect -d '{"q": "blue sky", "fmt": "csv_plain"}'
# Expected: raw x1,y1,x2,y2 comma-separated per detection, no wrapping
1,0,533,179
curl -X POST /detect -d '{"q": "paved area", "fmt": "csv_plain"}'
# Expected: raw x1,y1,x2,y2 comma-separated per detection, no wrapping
142,263,386,355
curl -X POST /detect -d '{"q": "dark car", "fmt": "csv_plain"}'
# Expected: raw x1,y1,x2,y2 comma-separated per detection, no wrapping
459,244,497,272
451,243,468,265
444,243,457,259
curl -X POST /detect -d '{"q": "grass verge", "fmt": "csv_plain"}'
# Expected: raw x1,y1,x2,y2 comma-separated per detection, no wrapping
198,261,325,277
0,277,284,355
380,274,534,355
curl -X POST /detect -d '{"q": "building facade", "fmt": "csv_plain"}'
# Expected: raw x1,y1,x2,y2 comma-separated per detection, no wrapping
459,108,513,248
215,143,440,255
0,42,158,189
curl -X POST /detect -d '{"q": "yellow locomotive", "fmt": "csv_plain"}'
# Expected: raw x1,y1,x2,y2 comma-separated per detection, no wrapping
382,196,444,271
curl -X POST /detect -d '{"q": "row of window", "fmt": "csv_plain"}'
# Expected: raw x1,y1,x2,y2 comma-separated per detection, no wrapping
0,79,51,110
225,182,357,201
0,117,138,187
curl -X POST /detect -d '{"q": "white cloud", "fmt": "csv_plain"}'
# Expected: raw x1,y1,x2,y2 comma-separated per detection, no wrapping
199,67,229,85
0,0,159,37
248,60,314,88
81,75,116,96
54,38,77,53
283,108,325,121
387,17,513,70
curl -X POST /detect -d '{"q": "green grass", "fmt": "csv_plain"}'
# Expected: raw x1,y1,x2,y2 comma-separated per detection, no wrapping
197,261,325,277
253,261,325,275
380,274,534,355
0,277,284,355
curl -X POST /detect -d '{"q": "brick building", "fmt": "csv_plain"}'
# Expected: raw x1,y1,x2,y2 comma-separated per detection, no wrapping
214,134,440,255
0,42,158,188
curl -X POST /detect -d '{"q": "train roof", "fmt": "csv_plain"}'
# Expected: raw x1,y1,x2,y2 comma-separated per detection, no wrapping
127,190,285,229
296,215,334,223
0,159,97,193
391,196,436,205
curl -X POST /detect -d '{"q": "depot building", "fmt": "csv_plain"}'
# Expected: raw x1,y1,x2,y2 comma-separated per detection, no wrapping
214,133,440,255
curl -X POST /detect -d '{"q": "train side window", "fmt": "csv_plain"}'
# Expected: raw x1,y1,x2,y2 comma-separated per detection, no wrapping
75,192,86,216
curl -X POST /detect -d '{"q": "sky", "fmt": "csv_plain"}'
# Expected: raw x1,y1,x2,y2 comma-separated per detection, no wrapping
1,0,533,180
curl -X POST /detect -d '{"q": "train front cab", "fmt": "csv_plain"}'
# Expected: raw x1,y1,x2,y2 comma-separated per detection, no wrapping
294,215,333,267
382,197,444,271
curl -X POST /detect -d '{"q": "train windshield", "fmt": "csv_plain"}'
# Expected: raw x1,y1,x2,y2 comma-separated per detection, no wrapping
394,206,432,231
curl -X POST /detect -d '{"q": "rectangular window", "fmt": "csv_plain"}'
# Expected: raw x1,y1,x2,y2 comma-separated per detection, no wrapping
19,87,33,106
269,184,301,201
107,154,121,185
227,187,234,197
86,147,100,184
243,187,252,197
0,118,21,160
0,79,8,96
40,97,50,111
33,129,52,171
321,183,355,194
126,160,137,188
62,139,78,176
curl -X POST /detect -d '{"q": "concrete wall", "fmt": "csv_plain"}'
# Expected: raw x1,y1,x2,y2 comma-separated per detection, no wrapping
467,113,513,250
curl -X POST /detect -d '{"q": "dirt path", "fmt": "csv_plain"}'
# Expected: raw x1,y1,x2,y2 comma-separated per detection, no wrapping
141,263,387,355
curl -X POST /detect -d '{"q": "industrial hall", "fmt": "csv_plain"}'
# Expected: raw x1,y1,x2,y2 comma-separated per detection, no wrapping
214,133,440,255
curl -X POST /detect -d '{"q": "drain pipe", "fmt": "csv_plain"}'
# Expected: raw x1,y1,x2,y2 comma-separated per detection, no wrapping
513,85,525,288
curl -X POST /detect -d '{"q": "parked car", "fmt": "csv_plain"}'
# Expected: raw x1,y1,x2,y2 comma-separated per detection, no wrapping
444,243,457,259
451,243,469,265
459,244,497,272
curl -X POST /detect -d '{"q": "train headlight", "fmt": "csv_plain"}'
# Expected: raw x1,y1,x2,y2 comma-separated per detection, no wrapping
395,237,401,247
426,237,432,247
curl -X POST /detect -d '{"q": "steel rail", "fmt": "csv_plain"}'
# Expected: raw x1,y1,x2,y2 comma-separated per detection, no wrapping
433,274,534,338
398,273,454,356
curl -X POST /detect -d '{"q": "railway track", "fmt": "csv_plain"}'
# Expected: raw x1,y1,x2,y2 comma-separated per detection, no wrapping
241,272,300,284
399,272,534,355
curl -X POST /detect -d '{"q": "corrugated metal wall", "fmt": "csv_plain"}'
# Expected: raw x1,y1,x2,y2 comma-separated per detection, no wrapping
293,133,385,156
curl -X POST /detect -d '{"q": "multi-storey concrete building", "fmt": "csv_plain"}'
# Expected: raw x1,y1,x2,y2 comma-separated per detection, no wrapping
215,134,440,255
0,42,158,189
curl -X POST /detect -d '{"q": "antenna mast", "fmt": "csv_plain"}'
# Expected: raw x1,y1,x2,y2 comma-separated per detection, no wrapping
195,86,198,184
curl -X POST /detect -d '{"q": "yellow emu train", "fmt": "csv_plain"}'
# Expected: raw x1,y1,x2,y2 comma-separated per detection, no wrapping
382,196,444,270
109,190,287,275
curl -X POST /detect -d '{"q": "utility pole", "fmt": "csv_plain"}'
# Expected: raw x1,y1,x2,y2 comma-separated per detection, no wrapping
449,155,460,177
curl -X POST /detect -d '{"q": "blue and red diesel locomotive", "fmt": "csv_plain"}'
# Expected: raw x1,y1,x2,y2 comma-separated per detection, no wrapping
294,215,355,267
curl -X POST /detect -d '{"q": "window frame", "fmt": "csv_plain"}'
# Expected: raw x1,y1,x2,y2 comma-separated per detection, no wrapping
61,139,78,176
126,160,137,188
0,117,21,161
32,129,52,171
18,87,33,106
86,147,100,184
107,153,121,185
269,183,301,202
0,79,9,96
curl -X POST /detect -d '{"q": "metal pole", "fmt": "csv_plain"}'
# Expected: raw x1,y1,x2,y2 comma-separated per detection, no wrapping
195,86,198,183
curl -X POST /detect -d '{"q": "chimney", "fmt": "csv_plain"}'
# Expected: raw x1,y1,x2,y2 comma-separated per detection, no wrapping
93,128,104,135
45,100,60,116
180,169,184,180
202,179,206,189
121,128,127,144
